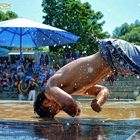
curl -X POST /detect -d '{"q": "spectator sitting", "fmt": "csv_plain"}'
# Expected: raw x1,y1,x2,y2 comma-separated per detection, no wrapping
52,63,60,71
1,73,9,90
73,51,79,60
0,61,2,72
2,60,9,70
17,66,25,79
34,64,41,73
49,65,56,77
49,63,60,77
102,73,117,86
40,54,45,65
10,60,17,72
10,69,18,88
25,63,34,76
45,54,49,65
25,75,32,84
42,77,49,89
38,69,48,86
65,51,72,63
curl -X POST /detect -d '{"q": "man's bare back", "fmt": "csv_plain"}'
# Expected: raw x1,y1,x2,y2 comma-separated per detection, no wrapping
46,52,111,94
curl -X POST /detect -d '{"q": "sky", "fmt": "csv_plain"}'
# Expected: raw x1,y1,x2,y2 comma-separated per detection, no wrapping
1,0,140,34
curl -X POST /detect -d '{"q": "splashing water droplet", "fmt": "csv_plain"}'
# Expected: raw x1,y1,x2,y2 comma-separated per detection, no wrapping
107,75,110,77
120,60,124,65
76,101,83,108
88,67,93,73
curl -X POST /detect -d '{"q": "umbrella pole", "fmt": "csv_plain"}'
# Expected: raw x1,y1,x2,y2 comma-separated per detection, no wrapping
19,28,22,65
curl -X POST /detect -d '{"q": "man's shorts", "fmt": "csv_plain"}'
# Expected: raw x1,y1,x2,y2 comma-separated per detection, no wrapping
99,39,140,76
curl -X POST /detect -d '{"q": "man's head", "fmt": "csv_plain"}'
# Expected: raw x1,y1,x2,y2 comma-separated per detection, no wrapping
34,91,61,118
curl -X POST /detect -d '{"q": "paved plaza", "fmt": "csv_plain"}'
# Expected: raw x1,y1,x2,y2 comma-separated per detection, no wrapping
0,100,140,139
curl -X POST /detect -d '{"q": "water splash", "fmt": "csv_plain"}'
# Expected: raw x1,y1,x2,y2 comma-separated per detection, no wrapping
87,67,94,73
136,75,140,79
66,122,70,126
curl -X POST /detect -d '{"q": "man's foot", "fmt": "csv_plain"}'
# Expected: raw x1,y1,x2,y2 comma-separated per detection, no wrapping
91,99,102,113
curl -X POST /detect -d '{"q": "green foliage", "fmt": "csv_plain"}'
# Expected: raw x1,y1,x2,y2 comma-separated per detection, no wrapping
42,0,109,55
112,23,131,38
0,11,18,21
112,20,140,45
34,46,50,52
120,26,140,45
0,11,6,21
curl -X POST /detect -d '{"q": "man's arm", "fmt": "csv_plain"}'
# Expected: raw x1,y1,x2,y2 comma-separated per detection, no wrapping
33,82,39,87
18,84,22,94
45,86,79,117
85,85,110,112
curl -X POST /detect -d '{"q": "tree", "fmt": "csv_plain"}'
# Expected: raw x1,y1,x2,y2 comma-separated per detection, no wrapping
0,11,18,21
5,11,18,20
112,20,140,45
120,26,140,45
42,0,109,55
112,23,130,38
0,11,6,21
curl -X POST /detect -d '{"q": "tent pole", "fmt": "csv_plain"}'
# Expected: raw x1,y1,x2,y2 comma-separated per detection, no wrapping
19,28,22,65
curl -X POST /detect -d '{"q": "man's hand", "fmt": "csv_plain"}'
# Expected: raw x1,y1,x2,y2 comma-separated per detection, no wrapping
62,104,81,117
75,107,81,116
91,99,102,113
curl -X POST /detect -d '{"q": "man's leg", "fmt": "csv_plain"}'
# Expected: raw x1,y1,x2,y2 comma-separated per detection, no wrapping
18,94,22,100
32,90,36,103
85,85,110,112
28,91,32,101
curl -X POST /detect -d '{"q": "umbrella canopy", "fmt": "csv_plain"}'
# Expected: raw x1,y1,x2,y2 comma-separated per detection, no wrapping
0,48,10,55
0,18,80,63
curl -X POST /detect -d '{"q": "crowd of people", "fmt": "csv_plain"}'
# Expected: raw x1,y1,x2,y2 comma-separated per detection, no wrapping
0,54,61,102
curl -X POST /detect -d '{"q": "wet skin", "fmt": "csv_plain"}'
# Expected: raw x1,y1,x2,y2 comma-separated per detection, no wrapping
42,99,61,114
43,52,112,117
42,98,81,116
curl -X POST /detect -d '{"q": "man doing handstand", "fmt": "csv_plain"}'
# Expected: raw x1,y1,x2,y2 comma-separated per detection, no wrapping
34,39,140,118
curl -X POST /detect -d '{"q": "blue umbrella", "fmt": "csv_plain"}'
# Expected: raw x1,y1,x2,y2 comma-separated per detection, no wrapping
0,48,10,55
0,18,80,63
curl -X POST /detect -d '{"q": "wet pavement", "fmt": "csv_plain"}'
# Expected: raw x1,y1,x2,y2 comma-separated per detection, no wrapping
0,100,140,140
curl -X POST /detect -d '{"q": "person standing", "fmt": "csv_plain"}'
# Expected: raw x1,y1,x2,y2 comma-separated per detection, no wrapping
17,78,25,100
27,78,39,103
